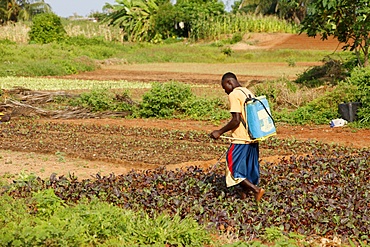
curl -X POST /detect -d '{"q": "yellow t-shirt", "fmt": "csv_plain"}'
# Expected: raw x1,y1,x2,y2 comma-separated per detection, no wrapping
228,87,255,144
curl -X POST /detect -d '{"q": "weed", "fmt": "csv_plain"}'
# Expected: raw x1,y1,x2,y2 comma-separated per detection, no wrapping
286,57,296,67
221,47,233,56
55,151,66,163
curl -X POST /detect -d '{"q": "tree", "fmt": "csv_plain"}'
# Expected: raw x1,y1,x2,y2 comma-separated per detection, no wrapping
104,0,159,42
301,0,370,67
173,0,225,38
28,13,66,44
0,0,51,24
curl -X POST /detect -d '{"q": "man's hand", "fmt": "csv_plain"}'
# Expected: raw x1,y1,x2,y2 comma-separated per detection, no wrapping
210,130,222,139
209,112,241,140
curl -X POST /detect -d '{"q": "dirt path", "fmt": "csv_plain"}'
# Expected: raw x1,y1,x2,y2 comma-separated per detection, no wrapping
49,33,343,84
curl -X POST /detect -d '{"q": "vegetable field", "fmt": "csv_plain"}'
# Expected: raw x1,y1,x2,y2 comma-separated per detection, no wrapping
1,118,369,244
0,33,369,246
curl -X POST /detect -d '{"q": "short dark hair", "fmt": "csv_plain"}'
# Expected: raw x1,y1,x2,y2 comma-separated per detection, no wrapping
221,72,237,82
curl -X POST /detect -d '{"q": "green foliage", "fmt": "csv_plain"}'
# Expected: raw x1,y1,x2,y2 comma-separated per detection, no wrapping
231,32,243,44
70,88,134,112
295,56,352,87
0,39,16,45
31,189,66,218
28,13,67,44
173,0,225,38
0,195,212,246
10,170,40,189
139,82,193,118
189,13,297,41
221,47,233,56
233,0,310,25
276,83,358,125
138,82,229,121
181,97,229,121
152,2,178,39
347,67,370,125
0,0,52,24
0,38,128,76
300,0,370,67
104,0,159,42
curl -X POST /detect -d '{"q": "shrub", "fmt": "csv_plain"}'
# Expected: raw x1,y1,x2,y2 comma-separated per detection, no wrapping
276,83,358,125
295,56,352,87
230,32,243,44
70,89,134,112
28,13,67,44
181,97,229,121
139,82,193,118
347,67,370,125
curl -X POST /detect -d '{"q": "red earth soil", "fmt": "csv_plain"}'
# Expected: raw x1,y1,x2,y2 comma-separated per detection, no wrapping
51,33,345,83
1,33,368,180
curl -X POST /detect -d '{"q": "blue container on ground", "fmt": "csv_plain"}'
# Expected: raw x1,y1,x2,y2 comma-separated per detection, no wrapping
246,96,276,141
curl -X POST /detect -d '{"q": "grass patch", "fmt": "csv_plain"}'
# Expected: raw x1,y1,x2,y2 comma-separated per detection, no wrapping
0,37,345,77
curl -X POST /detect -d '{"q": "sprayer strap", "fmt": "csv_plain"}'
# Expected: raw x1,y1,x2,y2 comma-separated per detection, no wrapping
235,88,252,136
236,88,275,125
250,98,275,125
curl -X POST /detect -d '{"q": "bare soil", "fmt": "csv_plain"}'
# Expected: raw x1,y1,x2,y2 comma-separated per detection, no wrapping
1,33,368,181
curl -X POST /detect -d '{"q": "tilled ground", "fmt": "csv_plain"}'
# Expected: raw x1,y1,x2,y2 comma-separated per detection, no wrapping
1,118,369,180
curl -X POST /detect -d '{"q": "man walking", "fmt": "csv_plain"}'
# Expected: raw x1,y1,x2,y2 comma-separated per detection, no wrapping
210,72,265,201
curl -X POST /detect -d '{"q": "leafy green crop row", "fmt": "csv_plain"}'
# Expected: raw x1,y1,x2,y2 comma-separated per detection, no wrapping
2,140,369,245
0,192,211,246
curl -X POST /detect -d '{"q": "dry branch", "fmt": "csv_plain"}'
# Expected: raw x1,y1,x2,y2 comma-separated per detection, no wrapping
1,89,132,119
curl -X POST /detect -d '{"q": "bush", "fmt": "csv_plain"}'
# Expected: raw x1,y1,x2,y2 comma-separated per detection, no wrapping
139,82,193,118
70,89,134,112
181,97,229,121
29,13,67,44
295,56,351,87
230,32,243,44
275,83,358,125
347,67,370,125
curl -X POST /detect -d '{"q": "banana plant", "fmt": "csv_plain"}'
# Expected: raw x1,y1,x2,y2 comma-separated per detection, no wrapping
105,0,159,42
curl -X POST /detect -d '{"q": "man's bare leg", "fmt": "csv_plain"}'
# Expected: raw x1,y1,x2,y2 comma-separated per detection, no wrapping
240,179,265,202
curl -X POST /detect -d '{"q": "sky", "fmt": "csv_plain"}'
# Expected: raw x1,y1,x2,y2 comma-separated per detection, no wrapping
45,0,116,17
45,0,235,18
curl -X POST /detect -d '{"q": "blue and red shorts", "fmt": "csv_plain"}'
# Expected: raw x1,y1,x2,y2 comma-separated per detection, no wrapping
226,143,260,185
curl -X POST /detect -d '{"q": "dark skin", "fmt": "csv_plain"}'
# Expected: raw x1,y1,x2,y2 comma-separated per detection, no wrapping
210,75,265,201
210,77,242,139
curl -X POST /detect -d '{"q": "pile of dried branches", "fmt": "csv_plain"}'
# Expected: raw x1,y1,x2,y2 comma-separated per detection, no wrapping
0,88,132,119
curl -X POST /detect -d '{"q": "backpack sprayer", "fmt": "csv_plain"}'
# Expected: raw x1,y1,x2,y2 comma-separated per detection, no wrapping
239,90,276,141
206,92,276,179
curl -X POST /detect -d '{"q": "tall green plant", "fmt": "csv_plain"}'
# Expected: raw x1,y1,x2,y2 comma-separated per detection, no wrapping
139,82,193,118
28,13,66,44
104,0,159,42
189,13,297,41
0,0,51,24
347,67,370,125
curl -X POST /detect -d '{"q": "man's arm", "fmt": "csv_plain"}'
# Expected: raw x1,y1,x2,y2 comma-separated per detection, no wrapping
210,112,241,139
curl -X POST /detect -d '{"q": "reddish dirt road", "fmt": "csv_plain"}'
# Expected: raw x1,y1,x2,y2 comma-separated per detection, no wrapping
52,33,344,84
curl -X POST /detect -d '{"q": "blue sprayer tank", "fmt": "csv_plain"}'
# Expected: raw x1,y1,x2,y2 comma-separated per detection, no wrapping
246,96,276,141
